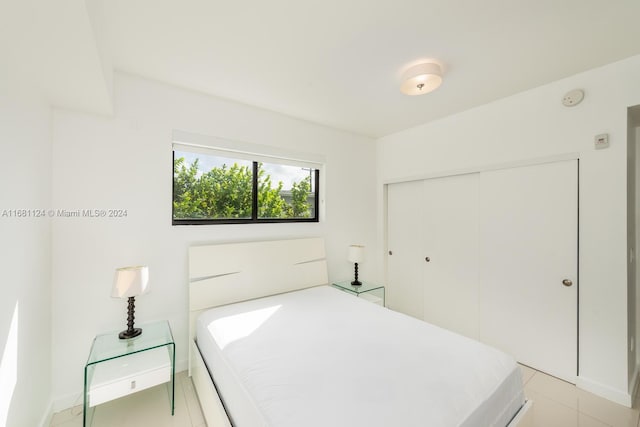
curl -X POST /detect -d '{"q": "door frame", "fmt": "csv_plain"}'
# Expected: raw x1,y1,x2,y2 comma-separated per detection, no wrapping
382,153,580,185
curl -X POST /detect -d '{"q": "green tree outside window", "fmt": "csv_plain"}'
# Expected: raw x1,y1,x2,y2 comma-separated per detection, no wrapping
173,156,316,222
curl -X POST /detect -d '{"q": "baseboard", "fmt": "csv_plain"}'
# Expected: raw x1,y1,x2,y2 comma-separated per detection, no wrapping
175,357,188,373
51,357,188,412
52,390,83,413
630,363,640,404
38,399,54,427
576,376,633,407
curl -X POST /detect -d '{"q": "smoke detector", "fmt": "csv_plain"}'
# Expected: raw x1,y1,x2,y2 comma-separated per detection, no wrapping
562,89,584,107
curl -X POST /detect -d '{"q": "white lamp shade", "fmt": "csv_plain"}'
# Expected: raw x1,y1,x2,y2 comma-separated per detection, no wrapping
348,245,365,264
111,266,149,298
400,62,443,95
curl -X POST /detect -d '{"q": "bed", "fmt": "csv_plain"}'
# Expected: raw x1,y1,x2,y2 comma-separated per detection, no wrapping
188,238,531,426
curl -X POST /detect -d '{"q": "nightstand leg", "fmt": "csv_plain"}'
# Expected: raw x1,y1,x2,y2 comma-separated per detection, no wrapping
83,365,96,427
171,343,175,415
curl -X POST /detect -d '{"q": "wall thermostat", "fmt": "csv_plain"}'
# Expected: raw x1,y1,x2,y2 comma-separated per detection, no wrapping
595,133,609,149
562,89,584,107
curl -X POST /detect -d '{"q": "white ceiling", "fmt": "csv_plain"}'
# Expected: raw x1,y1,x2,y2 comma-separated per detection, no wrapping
7,0,640,138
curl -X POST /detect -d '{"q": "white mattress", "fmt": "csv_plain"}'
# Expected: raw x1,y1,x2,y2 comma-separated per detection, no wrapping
196,285,525,427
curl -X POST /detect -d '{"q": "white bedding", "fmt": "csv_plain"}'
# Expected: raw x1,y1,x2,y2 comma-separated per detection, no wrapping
196,285,524,427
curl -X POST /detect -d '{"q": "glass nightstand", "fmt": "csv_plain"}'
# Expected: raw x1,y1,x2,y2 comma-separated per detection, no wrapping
332,281,385,306
83,320,175,426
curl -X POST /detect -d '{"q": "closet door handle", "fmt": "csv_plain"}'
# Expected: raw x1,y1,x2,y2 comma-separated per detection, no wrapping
425,257,430,262
562,279,573,287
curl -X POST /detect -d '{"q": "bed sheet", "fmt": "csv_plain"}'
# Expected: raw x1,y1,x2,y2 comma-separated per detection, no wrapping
196,285,524,427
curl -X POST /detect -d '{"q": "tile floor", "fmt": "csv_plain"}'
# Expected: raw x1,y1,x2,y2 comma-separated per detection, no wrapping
49,371,205,427
51,366,640,427
519,364,640,427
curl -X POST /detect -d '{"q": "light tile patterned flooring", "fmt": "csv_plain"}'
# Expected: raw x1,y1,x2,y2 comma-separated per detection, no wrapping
51,366,640,427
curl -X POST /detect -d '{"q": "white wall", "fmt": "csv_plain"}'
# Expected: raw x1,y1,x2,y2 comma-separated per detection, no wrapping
0,83,53,425
377,54,640,405
628,120,640,374
627,109,637,392
51,72,377,408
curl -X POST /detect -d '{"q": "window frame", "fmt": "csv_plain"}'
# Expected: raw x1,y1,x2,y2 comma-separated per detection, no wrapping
172,149,321,225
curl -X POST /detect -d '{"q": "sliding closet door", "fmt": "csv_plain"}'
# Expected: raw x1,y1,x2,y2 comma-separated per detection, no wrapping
387,180,424,319
479,160,578,382
422,173,480,339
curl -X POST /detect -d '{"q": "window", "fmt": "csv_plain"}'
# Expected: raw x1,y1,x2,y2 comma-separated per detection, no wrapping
172,145,320,224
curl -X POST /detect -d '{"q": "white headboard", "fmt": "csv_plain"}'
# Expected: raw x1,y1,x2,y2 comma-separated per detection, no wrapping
188,237,328,343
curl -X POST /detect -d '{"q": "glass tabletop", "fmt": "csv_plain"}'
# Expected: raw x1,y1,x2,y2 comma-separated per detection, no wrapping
332,280,384,294
86,320,174,366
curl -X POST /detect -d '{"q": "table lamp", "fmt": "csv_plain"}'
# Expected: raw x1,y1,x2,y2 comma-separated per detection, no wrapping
112,265,149,339
348,245,364,286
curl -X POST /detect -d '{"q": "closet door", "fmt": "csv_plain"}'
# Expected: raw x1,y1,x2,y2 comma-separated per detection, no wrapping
479,160,578,382
422,173,480,339
387,180,424,319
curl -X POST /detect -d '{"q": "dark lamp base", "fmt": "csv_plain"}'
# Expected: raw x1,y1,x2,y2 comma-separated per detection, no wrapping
119,328,142,340
119,295,142,340
351,262,362,286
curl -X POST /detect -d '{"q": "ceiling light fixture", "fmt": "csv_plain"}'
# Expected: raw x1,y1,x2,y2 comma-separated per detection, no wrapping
400,62,443,96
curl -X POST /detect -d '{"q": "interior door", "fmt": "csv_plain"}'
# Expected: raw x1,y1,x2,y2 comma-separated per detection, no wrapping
422,173,480,339
479,159,578,382
387,180,424,319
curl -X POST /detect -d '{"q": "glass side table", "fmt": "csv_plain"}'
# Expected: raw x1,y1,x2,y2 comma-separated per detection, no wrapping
332,281,385,306
83,320,175,426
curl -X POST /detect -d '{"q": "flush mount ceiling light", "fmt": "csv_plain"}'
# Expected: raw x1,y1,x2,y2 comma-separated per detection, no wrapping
400,62,443,96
